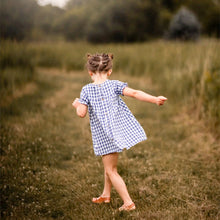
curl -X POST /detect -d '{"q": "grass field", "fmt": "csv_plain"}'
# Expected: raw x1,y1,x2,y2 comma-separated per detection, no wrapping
1,39,219,135
1,66,219,219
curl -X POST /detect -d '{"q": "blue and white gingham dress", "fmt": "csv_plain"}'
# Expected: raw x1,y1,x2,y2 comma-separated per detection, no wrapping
78,80,147,156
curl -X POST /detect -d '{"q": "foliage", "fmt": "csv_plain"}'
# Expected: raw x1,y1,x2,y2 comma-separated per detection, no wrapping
184,0,220,38
0,0,219,42
0,0,38,40
55,6,89,41
62,0,219,42
166,7,201,41
58,0,165,42
33,5,65,34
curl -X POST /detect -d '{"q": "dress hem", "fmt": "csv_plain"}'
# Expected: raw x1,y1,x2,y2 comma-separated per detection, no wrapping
95,136,147,156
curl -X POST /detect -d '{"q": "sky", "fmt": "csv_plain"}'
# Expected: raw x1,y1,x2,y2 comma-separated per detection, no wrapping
38,0,69,8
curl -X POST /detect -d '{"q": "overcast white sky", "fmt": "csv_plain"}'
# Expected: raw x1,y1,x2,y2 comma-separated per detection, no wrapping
38,0,69,8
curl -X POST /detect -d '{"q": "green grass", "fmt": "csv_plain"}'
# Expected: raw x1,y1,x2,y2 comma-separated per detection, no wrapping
1,68,219,219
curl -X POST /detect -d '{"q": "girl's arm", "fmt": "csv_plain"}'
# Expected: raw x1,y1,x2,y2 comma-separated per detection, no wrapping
72,98,88,118
123,87,167,106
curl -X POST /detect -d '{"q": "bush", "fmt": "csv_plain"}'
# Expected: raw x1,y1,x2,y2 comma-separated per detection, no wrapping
166,7,201,41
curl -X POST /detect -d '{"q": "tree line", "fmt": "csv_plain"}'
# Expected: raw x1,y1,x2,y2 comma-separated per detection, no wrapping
0,0,219,42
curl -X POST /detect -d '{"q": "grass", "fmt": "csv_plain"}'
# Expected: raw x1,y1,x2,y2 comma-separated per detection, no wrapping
0,41,35,104
2,39,219,135
1,67,219,219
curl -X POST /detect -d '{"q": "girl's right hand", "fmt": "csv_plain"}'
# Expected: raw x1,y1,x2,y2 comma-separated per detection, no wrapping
72,98,80,108
156,96,167,106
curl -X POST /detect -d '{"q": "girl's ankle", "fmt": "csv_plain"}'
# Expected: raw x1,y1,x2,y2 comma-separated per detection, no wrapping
123,201,134,206
101,193,110,198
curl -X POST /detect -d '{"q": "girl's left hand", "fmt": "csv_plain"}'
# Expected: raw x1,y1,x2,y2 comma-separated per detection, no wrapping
72,98,80,108
156,96,167,106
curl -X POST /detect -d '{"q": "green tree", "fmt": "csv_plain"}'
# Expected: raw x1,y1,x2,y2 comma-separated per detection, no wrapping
185,0,220,37
55,5,89,40
63,0,164,42
0,0,38,40
166,7,201,41
34,5,65,34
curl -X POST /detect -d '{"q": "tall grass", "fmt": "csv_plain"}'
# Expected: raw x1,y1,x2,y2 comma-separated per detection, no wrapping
0,41,35,100
1,39,219,134
29,39,220,136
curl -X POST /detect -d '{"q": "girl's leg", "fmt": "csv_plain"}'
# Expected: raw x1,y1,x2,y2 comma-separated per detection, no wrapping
101,170,112,197
102,152,133,206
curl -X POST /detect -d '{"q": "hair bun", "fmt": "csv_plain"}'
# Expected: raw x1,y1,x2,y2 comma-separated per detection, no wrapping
108,53,113,60
87,53,92,60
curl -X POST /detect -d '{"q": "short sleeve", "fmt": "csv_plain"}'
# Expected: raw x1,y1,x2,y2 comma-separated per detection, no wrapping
78,87,89,106
114,80,128,96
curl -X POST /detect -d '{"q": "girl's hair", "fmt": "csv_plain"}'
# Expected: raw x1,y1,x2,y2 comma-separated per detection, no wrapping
86,53,113,73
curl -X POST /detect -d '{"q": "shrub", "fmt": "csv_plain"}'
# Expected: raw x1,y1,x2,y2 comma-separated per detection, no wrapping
166,7,201,41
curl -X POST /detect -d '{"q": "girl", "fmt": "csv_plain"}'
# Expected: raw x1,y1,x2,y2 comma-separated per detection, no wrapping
72,53,167,211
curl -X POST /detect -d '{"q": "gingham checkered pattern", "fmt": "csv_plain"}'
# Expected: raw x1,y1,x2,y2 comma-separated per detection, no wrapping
78,80,147,156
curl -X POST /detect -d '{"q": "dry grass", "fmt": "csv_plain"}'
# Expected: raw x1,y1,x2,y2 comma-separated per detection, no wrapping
1,68,219,219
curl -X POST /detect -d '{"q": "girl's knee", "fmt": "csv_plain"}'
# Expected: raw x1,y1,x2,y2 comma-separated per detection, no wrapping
105,168,117,177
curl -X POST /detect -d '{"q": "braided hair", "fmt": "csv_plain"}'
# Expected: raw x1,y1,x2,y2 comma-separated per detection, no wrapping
86,53,113,73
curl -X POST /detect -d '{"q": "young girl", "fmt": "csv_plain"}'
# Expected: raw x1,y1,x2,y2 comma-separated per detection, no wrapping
72,53,167,211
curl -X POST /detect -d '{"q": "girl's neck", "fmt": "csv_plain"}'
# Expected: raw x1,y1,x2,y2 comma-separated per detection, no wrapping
92,73,108,84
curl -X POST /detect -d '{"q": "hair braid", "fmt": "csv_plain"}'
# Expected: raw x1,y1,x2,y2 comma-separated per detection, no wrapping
86,53,113,73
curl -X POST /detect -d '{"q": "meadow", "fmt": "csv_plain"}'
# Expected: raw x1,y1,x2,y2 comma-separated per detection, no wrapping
0,39,220,219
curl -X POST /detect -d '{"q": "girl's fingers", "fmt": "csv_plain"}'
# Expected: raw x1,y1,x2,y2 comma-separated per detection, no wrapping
158,99,165,105
72,98,79,103
160,96,167,101
72,98,79,107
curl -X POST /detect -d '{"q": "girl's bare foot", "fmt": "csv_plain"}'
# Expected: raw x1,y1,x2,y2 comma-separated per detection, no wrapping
118,202,136,211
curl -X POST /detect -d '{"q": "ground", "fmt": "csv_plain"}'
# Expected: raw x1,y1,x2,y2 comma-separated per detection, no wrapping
1,68,219,219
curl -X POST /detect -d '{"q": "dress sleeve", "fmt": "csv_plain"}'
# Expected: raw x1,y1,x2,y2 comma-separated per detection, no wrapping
114,80,128,96
78,87,89,106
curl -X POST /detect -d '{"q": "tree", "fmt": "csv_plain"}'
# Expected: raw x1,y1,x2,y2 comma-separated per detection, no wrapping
63,0,164,43
185,0,220,38
166,7,201,41
34,5,65,34
0,0,38,40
